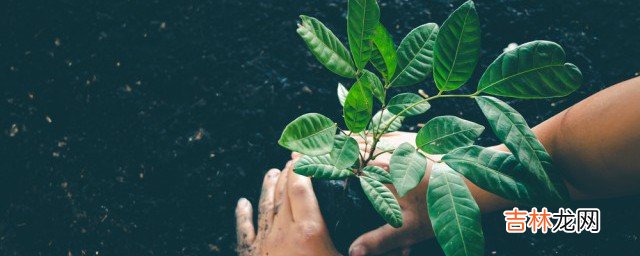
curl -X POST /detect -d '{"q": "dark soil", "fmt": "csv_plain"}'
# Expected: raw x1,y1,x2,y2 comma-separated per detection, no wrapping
1,0,639,255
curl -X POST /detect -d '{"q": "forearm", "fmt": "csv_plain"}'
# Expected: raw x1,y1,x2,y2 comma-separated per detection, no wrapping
542,77,640,198
423,154,512,214
451,76,640,214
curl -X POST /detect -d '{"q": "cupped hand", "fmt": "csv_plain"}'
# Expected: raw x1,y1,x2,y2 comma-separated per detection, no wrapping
235,161,340,256
349,132,436,256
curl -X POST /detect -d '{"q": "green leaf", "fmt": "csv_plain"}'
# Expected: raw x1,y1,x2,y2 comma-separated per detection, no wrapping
433,0,481,91
330,135,360,170
360,176,403,227
477,40,582,99
370,23,398,80
278,113,337,156
390,143,428,197
344,76,374,132
475,96,569,203
390,23,439,87
362,70,386,104
297,15,357,78
369,110,404,134
442,145,544,205
416,116,484,154
428,163,484,256
294,154,354,179
337,82,348,106
363,166,392,184
387,93,430,116
347,0,381,70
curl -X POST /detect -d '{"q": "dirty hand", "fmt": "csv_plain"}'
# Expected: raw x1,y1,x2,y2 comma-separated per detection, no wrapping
349,132,435,256
235,161,340,256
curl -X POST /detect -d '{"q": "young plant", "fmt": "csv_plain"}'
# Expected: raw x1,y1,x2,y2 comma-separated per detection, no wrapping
279,1,582,255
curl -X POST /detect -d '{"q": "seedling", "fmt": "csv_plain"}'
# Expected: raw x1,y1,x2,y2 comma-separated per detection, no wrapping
279,1,581,255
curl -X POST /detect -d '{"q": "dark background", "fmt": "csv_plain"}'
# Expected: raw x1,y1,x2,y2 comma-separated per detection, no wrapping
1,0,639,255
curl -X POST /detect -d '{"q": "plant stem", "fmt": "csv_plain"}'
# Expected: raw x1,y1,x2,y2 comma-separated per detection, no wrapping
371,148,395,160
379,93,475,136
365,106,388,165
361,82,390,169
424,154,441,163
362,93,476,166
338,128,350,136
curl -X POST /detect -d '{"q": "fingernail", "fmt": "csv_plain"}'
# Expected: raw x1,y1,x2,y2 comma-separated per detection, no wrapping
349,245,365,256
237,198,249,207
267,168,280,178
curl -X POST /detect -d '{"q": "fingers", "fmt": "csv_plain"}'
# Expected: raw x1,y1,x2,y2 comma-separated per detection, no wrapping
291,152,302,160
349,222,419,256
236,198,256,245
350,174,431,256
273,161,293,223
286,160,323,222
257,168,280,236
352,133,396,160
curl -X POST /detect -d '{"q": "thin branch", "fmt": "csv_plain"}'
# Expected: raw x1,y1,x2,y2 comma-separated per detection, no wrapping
375,93,476,141
371,148,395,159
424,154,441,163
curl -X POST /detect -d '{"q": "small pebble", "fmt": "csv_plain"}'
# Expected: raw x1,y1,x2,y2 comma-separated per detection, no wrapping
503,42,518,52
9,124,19,137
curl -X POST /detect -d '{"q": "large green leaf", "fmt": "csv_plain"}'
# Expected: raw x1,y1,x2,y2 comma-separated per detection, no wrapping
363,166,392,184
294,154,354,179
344,76,373,132
416,116,484,154
433,1,481,91
477,41,582,99
337,82,348,106
443,145,544,205
297,15,357,78
390,23,439,87
362,70,385,104
330,135,360,170
476,96,569,203
428,163,484,256
390,142,427,197
278,113,337,156
387,93,430,116
360,176,403,227
370,23,398,80
369,110,404,134
347,0,380,70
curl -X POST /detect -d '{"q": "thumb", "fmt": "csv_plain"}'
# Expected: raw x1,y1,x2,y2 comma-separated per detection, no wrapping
349,224,414,256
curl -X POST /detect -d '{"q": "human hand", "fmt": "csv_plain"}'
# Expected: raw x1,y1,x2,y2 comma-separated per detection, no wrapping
235,161,340,256
349,132,435,256
354,131,418,170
